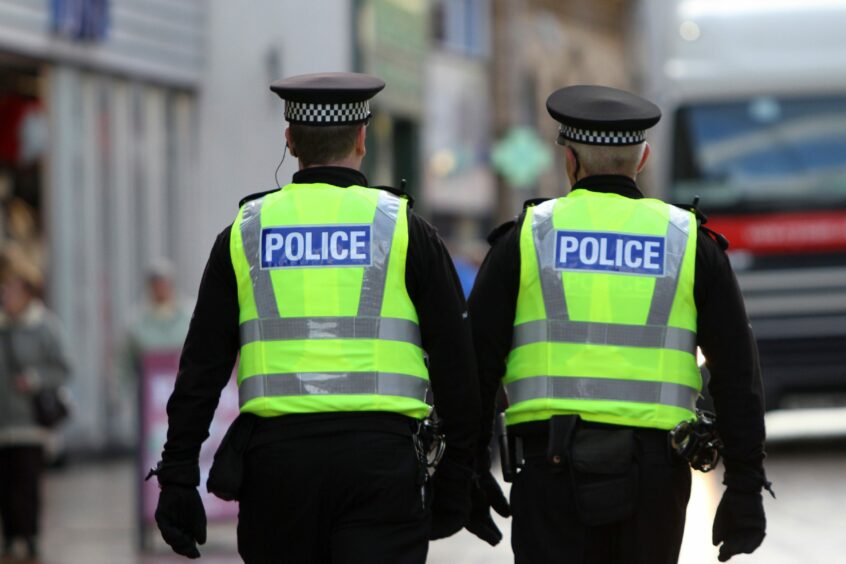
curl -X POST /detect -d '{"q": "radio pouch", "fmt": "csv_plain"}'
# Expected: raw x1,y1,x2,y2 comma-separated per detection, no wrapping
207,413,257,501
570,428,637,526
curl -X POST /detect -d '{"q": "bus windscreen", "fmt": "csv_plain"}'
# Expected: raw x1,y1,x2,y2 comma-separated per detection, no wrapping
672,95,846,213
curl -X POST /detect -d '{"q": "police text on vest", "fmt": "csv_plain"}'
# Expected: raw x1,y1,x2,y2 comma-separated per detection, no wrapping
554,231,666,276
261,225,372,268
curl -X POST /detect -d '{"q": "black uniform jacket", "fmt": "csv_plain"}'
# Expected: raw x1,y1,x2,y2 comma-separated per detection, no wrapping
469,175,767,489
162,166,480,471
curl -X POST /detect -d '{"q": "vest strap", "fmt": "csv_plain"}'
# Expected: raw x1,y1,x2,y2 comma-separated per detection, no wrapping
512,319,696,354
239,371,429,407
647,205,692,325
357,191,401,317
532,200,569,320
505,376,698,412
240,197,280,318
239,316,422,346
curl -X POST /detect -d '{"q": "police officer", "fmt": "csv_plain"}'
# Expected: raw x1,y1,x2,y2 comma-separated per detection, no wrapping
468,85,769,563
150,73,479,563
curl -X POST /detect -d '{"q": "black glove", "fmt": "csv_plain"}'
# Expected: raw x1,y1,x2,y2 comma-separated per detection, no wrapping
712,489,766,562
155,485,207,559
429,457,473,540
465,469,511,546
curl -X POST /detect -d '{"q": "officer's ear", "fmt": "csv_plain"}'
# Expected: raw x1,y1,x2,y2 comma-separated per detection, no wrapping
564,145,580,184
636,142,651,173
354,124,367,157
564,146,578,172
284,127,298,158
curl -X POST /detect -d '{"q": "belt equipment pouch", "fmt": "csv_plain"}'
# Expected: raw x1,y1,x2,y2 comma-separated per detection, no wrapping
569,427,637,526
207,413,258,501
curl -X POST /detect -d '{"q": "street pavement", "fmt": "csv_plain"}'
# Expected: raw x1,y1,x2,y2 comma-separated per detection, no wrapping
22,408,846,563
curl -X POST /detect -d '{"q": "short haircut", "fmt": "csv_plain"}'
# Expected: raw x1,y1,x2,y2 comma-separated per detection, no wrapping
568,140,646,177
288,124,361,167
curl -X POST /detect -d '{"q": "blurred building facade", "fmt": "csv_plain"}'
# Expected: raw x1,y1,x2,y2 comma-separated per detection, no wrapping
0,0,646,451
0,0,353,449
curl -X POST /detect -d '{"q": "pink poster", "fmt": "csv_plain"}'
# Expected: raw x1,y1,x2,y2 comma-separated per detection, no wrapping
140,351,240,523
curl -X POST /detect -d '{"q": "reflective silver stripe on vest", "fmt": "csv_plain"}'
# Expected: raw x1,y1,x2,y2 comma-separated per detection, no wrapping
532,200,569,320
512,319,696,354
240,197,280,318
647,206,691,325
239,316,421,347
239,372,429,407
358,191,401,317
505,376,698,412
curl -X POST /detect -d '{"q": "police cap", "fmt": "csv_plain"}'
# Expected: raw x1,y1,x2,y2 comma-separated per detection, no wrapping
270,72,385,126
546,85,661,146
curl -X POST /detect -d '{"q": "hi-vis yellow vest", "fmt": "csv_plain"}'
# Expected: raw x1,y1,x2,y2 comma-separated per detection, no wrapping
230,183,430,419
504,190,701,430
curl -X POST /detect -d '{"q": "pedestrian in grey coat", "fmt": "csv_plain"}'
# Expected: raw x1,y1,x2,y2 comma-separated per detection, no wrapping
0,263,71,560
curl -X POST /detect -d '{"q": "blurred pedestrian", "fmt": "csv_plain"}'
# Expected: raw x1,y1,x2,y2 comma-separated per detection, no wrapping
114,259,190,447
468,85,770,563
0,247,71,560
149,73,479,563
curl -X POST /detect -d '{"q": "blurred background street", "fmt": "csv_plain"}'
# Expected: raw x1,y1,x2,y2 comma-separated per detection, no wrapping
2,0,846,562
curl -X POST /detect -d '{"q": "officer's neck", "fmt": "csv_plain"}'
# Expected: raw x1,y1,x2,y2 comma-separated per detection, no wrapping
299,155,363,172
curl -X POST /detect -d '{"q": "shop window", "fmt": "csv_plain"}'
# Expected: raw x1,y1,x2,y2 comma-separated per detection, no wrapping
0,60,48,283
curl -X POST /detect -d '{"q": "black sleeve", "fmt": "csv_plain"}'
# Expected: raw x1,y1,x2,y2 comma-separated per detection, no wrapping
162,226,240,466
466,220,522,452
695,231,767,490
406,213,480,467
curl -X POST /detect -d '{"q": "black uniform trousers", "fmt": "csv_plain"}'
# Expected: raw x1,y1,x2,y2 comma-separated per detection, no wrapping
510,430,692,564
237,429,430,564
0,445,43,542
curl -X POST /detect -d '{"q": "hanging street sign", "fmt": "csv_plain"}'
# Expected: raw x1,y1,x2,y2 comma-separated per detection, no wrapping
491,126,553,190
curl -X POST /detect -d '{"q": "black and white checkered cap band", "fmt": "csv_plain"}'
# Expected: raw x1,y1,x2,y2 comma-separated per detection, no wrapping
285,100,371,124
558,124,646,146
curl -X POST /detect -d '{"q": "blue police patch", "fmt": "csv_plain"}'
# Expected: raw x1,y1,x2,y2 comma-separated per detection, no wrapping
261,225,372,268
554,230,666,276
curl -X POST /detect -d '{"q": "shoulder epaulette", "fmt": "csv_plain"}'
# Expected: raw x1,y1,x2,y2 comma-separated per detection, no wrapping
371,185,415,208
672,196,708,227
672,197,729,250
239,188,280,208
523,197,550,210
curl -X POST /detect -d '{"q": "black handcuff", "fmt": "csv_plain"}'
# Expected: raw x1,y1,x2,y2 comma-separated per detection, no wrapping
412,417,446,471
669,410,723,473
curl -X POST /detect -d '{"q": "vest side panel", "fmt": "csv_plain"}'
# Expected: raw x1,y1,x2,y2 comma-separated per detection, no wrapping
230,206,259,325
379,199,419,324
513,206,546,326
668,214,698,332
